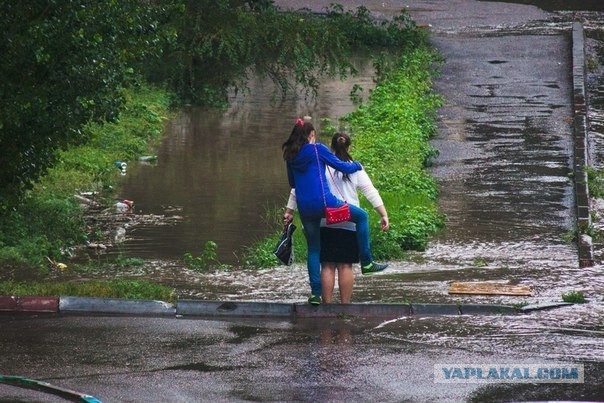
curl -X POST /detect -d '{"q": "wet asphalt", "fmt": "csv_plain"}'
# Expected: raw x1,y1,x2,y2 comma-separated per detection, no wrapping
1,313,603,402
2,1,604,402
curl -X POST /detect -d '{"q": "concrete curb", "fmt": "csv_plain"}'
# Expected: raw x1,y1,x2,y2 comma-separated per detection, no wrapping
177,300,294,317
59,296,175,316
572,22,595,267
519,301,575,312
294,303,413,318
0,296,575,318
0,296,58,313
0,296,579,318
458,304,518,315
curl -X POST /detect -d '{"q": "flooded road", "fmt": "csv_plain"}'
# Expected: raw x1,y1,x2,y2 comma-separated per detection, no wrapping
3,315,602,402
72,0,604,361
100,1,603,302
113,62,376,265
4,2,604,402
274,0,604,362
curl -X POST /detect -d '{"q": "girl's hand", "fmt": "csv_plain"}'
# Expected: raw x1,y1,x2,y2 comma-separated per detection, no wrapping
284,210,294,225
380,215,389,231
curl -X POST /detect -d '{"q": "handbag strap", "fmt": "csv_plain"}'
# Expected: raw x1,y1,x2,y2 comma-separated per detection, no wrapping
314,144,347,208
326,166,347,202
314,144,327,208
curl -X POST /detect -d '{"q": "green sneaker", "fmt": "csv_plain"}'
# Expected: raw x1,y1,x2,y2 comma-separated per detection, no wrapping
361,262,389,275
308,294,322,305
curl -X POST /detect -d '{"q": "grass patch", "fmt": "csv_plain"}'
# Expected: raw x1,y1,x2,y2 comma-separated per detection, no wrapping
184,240,233,271
473,257,488,267
0,280,176,303
345,45,445,255
561,291,586,304
243,206,308,268
586,166,604,198
244,41,444,268
114,256,146,268
587,55,599,72
0,84,173,270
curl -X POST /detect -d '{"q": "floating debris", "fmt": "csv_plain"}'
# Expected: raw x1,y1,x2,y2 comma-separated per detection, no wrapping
115,200,134,213
138,155,158,162
449,282,532,296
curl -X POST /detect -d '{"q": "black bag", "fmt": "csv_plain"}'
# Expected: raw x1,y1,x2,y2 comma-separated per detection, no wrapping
273,222,296,265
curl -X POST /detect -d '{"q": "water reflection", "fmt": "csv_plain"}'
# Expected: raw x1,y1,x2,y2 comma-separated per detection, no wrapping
372,302,604,361
115,62,375,264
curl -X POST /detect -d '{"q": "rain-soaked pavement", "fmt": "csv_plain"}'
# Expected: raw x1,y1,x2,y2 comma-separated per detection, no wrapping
1,314,603,402
100,0,604,341
63,0,602,308
4,1,604,401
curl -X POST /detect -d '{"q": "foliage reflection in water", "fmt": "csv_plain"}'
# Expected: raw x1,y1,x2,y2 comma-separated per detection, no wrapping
114,61,376,265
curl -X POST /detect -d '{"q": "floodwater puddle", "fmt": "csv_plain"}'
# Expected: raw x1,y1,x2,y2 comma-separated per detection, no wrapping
49,1,604,356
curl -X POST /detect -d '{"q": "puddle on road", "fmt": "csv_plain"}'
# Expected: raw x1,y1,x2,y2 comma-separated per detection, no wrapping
99,58,376,266
41,1,604,361
371,305,604,362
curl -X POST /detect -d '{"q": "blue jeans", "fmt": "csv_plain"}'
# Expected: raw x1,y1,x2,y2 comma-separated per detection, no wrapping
301,204,373,296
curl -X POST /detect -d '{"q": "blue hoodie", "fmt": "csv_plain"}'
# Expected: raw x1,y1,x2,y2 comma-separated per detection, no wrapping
287,143,362,218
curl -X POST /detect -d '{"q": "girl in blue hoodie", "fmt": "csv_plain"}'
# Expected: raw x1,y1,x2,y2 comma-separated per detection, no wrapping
282,119,388,305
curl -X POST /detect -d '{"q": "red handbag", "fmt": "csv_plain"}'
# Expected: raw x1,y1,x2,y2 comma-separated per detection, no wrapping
315,145,351,225
325,203,351,224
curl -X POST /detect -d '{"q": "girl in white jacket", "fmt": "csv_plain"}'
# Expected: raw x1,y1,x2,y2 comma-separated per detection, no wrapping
286,132,389,303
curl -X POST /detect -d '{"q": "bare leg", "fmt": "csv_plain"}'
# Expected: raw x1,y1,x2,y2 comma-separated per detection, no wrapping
337,263,354,304
321,262,337,304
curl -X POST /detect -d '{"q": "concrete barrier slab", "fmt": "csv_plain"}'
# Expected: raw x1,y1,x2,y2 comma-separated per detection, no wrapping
411,303,460,315
59,296,175,316
0,296,58,313
519,302,574,312
460,304,518,315
294,303,412,319
177,300,294,317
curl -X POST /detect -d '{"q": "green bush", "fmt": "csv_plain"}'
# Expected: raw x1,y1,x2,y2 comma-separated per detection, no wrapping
0,1,177,205
344,45,444,254
0,196,85,267
561,291,586,304
154,3,424,107
184,241,224,271
244,43,444,268
0,85,172,270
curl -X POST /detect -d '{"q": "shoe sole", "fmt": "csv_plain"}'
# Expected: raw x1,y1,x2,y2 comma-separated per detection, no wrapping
308,297,322,305
362,268,388,275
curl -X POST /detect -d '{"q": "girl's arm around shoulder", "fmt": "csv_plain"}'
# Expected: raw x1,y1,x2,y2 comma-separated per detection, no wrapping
317,143,362,174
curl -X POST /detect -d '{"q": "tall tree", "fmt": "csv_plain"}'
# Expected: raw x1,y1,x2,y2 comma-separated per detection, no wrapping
150,1,420,106
0,0,420,207
0,0,177,208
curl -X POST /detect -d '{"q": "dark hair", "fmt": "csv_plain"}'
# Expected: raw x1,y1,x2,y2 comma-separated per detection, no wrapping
331,132,353,162
331,132,354,181
282,120,316,160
